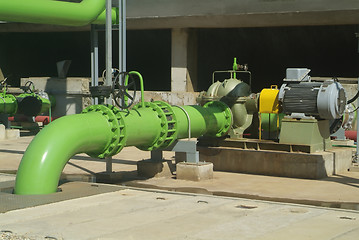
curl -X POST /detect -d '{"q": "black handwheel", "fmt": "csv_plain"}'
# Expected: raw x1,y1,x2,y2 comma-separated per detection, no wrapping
112,72,137,109
23,81,35,93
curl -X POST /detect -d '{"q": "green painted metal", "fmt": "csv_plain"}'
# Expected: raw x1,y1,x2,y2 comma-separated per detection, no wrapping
15,101,232,195
15,111,114,195
16,93,51,116
125,71,145,108
260,113,285,132
0,0,117,26
232,57,238,79
0,94,17,115
280,118,332,152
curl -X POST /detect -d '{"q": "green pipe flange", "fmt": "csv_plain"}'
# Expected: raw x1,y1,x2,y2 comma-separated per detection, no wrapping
153,101,178,149
105,104,128,156
133,101,177,151
203,101,232,137
82,104,126,158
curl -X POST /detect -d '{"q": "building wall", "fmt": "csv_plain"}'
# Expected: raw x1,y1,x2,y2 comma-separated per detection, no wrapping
0,25,357,93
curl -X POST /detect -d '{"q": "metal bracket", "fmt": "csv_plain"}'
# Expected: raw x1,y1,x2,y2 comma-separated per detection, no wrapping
151,139,199,164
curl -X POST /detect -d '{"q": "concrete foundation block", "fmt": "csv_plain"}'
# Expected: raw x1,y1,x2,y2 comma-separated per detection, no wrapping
176,162,213,181
5,129,20,140
137,159,175,178
0,125,5,140
198,146,353,179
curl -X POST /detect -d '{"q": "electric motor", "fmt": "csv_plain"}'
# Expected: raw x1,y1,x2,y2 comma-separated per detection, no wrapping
278,80,346,120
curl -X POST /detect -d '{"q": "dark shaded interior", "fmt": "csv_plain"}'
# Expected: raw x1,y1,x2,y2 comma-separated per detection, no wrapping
0,25,357,93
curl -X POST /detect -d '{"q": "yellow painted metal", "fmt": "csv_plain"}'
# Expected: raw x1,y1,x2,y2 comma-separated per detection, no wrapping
259,85,280,140
259,85,280,114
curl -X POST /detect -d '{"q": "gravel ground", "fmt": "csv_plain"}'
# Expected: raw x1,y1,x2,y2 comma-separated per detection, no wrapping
0,231,61,240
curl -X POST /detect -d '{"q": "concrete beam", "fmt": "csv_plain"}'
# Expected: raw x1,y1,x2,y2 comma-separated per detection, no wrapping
127,0,359,29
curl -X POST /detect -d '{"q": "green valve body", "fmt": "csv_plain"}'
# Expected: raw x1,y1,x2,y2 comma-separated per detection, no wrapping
0,94,17,115
15,101,232,195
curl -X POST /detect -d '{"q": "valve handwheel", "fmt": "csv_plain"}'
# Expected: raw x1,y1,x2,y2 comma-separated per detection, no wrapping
22,81,35,93
112,72,137,109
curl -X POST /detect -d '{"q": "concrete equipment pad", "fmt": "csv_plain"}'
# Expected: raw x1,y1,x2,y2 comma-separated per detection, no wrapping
0,185,359,240
197,143,353,179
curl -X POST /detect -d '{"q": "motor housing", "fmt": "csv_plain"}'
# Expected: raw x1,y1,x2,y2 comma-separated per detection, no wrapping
279,80,346,120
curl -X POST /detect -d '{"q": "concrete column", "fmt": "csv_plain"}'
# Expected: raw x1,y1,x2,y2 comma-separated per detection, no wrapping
171,28,198,92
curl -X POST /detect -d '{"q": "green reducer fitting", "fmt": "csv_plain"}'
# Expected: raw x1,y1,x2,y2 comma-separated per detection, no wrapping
15,101,232,195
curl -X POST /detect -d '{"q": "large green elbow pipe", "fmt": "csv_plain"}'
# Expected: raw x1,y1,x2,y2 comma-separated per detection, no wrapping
15,101,232,195
0,0,117,26
15,110,114,194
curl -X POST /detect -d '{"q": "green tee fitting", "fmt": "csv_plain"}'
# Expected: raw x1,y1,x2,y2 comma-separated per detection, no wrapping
14,101,232,195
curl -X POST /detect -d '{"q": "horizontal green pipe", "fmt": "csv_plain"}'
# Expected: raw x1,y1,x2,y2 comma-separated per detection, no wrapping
173,103,231,139
15,112,113,195
15,101,232,195
125,107,163,146
0,0,116,26
173,106,209,139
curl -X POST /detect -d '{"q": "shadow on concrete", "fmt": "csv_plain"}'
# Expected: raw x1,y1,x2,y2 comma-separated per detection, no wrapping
0,149,138,166
320,174,359,189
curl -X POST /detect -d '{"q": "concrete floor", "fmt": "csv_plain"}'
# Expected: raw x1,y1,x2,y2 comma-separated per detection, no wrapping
0,183,359,240
1,136,359,239
1,136,358,210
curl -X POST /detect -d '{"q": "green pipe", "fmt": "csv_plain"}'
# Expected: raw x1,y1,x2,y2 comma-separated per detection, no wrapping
16,93,51,117
260,113,285,132
15,110,114,195
0,94,17,115
15,101,232,195
125,71,145,108
0,0,117,26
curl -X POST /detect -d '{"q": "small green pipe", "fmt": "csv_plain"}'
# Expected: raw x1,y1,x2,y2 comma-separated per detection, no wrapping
233,57,237,79
15,101,232,195
125,71,145,107
0,0,117,26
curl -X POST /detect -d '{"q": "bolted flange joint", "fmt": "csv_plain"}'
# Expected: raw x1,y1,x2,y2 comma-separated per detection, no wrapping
133,101,177,151
82,104,127,158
